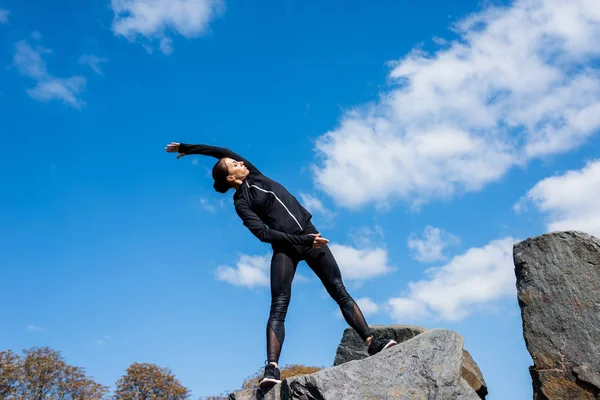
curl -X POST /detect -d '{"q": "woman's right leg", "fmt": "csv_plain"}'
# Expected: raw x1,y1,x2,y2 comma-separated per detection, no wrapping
303,244,373,342
267,249,299,364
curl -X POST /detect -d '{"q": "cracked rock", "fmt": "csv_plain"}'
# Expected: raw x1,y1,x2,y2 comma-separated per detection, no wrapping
333,324,487,398
514,231,600,399
229,329,480,400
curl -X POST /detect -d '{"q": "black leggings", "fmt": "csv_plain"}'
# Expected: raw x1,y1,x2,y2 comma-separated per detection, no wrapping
266,223,373,363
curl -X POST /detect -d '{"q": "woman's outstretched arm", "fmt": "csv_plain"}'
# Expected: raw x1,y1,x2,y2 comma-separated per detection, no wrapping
235,199,329,247
166,142,261,174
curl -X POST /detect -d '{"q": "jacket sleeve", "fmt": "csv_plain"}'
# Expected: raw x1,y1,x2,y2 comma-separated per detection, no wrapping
234,199,315,246
178,143,261,174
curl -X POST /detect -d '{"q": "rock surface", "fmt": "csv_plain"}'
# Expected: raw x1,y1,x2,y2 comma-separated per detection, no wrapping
514,231,600,399
229,329,480,400
333,324,426,366
334,324,488,398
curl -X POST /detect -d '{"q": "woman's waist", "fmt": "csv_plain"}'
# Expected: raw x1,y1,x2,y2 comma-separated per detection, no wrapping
300,221,318,235
266,214,315,234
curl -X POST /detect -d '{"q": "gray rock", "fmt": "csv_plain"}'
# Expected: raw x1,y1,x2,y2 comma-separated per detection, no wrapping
461,349,488,399
333,324,426,366
513,230,600,399
573,365,600,390
228,387,280,400
229,329,480,400
334,325,487,398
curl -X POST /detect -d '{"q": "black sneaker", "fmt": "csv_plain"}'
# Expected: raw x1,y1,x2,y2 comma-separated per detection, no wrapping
258,362,281,389
368,337,397,356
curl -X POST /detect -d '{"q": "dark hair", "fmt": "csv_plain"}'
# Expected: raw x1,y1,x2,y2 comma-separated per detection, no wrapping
212,159,231,194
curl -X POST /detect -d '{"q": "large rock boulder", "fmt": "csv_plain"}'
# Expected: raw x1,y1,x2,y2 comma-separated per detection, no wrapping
333,324,488,398
229,329,481,400
513,231,600,399
333,324,426,366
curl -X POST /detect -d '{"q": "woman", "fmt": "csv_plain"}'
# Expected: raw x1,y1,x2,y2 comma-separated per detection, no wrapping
165,141,397,388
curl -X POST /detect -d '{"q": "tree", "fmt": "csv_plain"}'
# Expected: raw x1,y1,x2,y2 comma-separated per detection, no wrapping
0,346,108,400
61,365,110,400
114,362,190,400
0,350,21,399
241,364,324,390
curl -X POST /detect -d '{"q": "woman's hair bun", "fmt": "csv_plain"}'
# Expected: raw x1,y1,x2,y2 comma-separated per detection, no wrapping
213,180,230,194
212,159,231,194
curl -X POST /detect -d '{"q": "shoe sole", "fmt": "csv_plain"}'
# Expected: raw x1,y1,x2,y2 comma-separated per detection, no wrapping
259,378,282,389
368,340,398,356
383,340,397,350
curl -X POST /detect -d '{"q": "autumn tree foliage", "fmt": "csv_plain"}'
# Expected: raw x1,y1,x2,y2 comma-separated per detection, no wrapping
197,364,325,399
241,364,324,390
0,346,108,400
113,362,190,400
2,346,322,400
0,350,21,399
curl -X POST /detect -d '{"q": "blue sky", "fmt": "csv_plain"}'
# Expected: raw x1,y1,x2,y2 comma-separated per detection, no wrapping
1,0,600,398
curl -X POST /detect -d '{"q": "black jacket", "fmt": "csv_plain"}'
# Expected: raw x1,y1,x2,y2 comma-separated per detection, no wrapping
179,143,315,247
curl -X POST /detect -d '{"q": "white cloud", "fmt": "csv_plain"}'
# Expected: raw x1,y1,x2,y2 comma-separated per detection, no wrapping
199,197,216,213
335,297,380,320
312,0,600,209
516,159,600,237
299,193,334,223
27,324,45,332
408,226,459,262
299,193,330,216
159,37,173,55
387,298,428,321
13,41,50,80
215,253,311,288
79,55,108,74
329,243,393,281
13,40,86,108
215,240,390,288
389,237,517,321
0,9,9,23
356,297,380,316
218,226,391,288
27,77,87,106
347,225,385,250
97,335,113,345
110,0,224,54
216,253,270,288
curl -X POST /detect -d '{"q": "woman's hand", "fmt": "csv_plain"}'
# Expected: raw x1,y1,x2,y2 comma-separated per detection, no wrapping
310,233,329,248
165,142,186,159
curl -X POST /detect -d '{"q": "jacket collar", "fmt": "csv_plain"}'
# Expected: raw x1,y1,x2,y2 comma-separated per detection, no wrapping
233,175,251,200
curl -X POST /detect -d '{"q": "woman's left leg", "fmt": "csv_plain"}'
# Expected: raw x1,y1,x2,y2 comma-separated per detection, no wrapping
267,249,300,364
303,244,373,341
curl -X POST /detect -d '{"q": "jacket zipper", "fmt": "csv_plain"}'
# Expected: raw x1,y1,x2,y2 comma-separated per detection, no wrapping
246,181,303,230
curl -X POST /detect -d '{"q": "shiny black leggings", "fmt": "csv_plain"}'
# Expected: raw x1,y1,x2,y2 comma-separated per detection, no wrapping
267,224,373,363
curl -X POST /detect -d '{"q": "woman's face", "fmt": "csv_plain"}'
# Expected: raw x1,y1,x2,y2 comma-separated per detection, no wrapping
224,158,249,181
